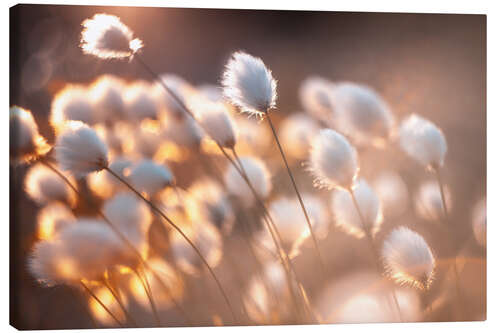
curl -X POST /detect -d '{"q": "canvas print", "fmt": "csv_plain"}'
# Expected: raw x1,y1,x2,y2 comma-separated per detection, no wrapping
10,4,486,329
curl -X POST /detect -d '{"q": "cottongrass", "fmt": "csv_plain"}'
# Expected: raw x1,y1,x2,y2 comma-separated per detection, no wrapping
224,156,272,208
89,75,127,123
87,157,132,199
80,13,143,59
10,106,50,163
309,129,359,190
25,163,77,207
36,202,76,241
123,82,160,121
194,100,237,149
382,227,435,290
279,113,321,160
50,85,96,133
415,180,453,222
372,171,409,219
55,121,109,178
128,159,174,197
222,51,277,116
298,76,337,126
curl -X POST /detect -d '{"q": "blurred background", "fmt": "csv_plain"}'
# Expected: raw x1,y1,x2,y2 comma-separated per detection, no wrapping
10,4,485,329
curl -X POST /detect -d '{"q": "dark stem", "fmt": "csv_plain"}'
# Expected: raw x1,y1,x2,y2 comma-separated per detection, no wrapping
133,267,161,326
102,277,137,327
104,166,237,323
80,281,123,327
264,112,327,279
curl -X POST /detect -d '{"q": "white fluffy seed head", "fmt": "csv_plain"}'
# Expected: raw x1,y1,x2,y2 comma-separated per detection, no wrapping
163,116,204,149
128,159,174,196
50,85,96,133
89,75,126,123
29,220,122,285
298,76,337,126
372,171,409,219
80,13,143,59
10,106,50,163
36,202,76,241
382,227,435,290
279,113,321,159
124,81,159,121
55,121,109,178
415,180,452,222
195,101,237,148
224,156,272,208
472,197,486,248
333,82,394,147
154,74,195,119
331,179,383,239
222,51,277,116
309,129,359,190
103,193,152,258
25,163,77,207
399,114,447,169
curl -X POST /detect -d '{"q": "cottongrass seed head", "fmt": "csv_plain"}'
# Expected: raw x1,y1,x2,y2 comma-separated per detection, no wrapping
25,163,77,207
222,51,277,116
331,179,382,239
37,202,76,241
129,159,174,196
55,121,109,178
50,85,96,133
415,180,452,222
10,106,50,163
382,227,435,290
399,114,447,170
279,113,321,160
80,13,143,59
224,156,272,208
195,100,237,148
372,171,409,219
298,76,337,126
309,129,359,190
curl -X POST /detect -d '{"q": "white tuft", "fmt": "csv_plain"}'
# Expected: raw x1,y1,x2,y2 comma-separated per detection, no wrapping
331,179,382,239
399,114,447,169
124,81,159,121
36,202,76,241
224,156,272,208
279,113,321,160
55,121,109,178
382,227,435,290
415,180,452,222
50,85,96,132
154,74,195,119
89,75,126,122
128,159,174,196
195,100,237,148
309,129,359,190
372,171,409,219
222,51,277,116
333,82,394,147
162,116,204,148
25,163,77,207
10,106,50,163
298,76,337,126
80,13,143,59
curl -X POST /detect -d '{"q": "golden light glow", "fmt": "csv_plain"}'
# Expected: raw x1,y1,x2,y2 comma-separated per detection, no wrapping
37,203,76,241
88,285,127,326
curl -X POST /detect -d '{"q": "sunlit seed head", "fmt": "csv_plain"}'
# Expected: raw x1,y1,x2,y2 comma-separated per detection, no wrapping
37,202,76,241
170,221,223,275
80,13,143,60
399,114,447,169
10,106,50,163
331,179,383,239
89,75,126,123
88,285,128,326
279,113,321,160
198,84,224,103
129,257,184,310
224,156,272,208
222,51,277,116
128,159,174,196
55,121,109,178
372,171,409,219
472,197,486,248
25,163,77,207
50,85,96,134
195,99,237,148
103,192,152,259
309,129,359,190
154,74,195,119
163,116,204,149
415,180,452,222
187,179,235,235
298,76,337,126
87,156,132,199
382,227,435,290
123,81,159,121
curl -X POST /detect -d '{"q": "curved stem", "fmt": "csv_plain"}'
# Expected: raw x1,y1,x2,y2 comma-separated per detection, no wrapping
435,168,449,221
102,277,137,327
348,189,403,322
80,281,123,327
40,159,190,324
133,267,161,326
264,112,328,279
104,166,237,322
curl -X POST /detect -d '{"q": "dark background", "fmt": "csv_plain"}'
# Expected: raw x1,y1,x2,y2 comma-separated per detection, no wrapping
10,4,486,329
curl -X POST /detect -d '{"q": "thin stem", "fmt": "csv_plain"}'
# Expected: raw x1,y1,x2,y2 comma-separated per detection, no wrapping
264,112,328,279
40,158,190,324
102,277,137,327
80,281,124,327
133,267,161,326
348,189,403,322
104,166,237,323
435,168,449,221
